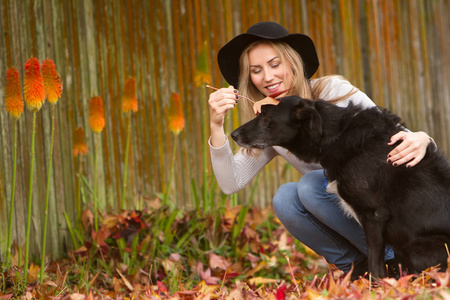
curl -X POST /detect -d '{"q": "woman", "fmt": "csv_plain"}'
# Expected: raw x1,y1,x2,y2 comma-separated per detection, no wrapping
208,22,434,277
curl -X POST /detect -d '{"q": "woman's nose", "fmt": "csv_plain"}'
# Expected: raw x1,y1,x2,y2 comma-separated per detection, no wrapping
263,69,274,82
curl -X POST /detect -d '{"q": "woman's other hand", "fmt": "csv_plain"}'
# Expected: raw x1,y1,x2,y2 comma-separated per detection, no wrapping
387,131,431,168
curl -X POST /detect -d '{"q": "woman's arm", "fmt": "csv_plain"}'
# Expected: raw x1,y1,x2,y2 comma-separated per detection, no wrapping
208,86,277,194
210,137,276,194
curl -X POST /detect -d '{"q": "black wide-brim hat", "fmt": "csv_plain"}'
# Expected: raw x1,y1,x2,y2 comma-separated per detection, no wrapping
218,22,319,87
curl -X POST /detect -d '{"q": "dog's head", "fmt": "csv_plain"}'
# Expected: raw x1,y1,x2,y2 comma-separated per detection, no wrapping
231,96,324,161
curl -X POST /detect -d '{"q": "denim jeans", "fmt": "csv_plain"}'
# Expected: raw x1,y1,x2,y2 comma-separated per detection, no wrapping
272,169,394,272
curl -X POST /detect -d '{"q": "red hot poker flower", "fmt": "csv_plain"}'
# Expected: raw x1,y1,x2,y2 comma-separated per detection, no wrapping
4,67,24,119
41,58,63,105
88,96,105,133
122,77,138,113
23,57,45,111
168,92,185,135
73,127,88,157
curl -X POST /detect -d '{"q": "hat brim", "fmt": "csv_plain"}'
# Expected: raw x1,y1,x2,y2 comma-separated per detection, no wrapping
218,33,319,87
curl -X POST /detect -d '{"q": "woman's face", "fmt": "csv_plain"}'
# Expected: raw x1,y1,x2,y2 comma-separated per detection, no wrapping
248,43,292,97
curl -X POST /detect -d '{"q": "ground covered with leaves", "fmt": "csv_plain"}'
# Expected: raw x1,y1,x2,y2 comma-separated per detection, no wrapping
2,198,450,299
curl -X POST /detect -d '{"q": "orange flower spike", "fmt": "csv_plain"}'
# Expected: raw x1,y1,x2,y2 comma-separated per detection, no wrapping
4,67,24,119
168,92,185,135
73,127,88,157
122,77,138,113
41,58,63,105
88,96,105,133
194,41,212,87
23,57,45,111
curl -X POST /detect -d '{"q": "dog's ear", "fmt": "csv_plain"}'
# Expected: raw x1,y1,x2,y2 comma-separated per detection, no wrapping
293,104,323,138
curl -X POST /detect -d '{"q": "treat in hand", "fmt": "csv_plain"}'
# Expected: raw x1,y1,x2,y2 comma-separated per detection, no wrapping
253,88,291,115
253,97,280,115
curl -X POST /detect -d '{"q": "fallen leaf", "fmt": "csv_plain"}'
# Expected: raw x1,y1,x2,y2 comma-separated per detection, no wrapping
86,290,94,300
195,280,220,296
245,253,260,268
248,277,279,285
169,253,181,262
276,285,287,300
116,267,134,291
27,263,39,282
278,231,289,251
197,262,220,285
157,281,168,295
81,209,94,231
68,293,85,300
162,258,178,277
209,253,230,270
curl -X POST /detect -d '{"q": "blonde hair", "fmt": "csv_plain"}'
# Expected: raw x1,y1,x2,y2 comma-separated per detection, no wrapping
236,40,357,155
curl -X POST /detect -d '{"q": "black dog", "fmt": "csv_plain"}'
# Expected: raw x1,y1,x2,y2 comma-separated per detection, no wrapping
231,95,450,278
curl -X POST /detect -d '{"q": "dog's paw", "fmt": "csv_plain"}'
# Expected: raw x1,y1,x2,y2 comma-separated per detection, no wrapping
253,97,280,115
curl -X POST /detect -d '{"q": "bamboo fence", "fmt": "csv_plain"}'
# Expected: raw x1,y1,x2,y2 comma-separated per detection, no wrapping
0,0,448,260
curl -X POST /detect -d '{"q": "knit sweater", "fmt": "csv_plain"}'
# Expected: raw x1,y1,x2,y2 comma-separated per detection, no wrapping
208,77,425,195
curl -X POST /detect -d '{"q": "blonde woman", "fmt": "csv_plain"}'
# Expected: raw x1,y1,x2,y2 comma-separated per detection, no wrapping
208,22,433,278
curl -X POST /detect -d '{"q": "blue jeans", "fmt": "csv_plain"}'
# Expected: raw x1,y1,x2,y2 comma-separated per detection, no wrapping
272,169,394,272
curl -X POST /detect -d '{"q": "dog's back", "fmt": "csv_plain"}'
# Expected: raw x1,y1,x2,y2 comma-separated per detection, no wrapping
321,104,450,273
231,96,450,276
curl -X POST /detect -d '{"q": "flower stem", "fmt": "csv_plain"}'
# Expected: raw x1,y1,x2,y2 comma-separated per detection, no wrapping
40,105,56,282
164,136,178,205
6,120,18,267
76,157,82,225
24,111,37,283
93,134,99,232
201,90,208,212
121,114,132,209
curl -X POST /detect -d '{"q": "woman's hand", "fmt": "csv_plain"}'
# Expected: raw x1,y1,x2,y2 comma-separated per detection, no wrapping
208,86,238,127
387,131,431,168
208,86,238,147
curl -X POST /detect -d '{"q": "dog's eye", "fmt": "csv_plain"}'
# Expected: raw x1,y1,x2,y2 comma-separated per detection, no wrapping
260,113,273,129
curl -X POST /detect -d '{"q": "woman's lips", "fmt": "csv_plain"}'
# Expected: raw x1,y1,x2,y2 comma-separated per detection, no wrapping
265,82,281,94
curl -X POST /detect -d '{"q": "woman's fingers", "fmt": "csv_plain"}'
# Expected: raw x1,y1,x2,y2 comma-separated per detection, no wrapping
387,131,430,167
208,86,238,126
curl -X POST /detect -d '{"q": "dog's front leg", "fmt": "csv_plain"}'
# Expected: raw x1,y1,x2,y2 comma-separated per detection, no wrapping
361,213,388,278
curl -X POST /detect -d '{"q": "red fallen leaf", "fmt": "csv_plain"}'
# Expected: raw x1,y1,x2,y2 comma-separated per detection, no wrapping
157,280,168,295
276,285,287,300
225,272,240,279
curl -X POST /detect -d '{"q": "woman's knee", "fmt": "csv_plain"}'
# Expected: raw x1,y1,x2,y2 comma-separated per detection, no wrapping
297,170,324,196
272,182,300,218
298,170,334,213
